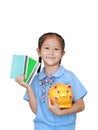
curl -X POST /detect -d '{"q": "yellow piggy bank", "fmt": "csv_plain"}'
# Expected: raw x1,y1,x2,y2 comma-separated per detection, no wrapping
48,83,73,108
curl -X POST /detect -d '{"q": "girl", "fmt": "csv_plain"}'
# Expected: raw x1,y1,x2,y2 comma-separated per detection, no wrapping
15,32,87,130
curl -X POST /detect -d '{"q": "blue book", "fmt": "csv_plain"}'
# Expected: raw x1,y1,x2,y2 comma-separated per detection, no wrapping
10,54,40,84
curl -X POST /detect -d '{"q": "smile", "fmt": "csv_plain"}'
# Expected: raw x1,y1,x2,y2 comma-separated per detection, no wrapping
46,57,56,60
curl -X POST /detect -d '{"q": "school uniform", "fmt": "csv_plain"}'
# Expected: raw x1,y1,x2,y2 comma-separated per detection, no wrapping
24,65,87,130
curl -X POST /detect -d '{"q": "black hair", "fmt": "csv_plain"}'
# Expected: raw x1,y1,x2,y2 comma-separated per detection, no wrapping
37,56,42,73
37,32,65,73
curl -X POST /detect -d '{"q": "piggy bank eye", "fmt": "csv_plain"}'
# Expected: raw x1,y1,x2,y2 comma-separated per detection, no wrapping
56,90,60,94
66,90,69,93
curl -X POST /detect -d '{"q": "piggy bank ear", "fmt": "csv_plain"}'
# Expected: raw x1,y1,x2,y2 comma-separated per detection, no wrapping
67,85,71,89
53,85,57,89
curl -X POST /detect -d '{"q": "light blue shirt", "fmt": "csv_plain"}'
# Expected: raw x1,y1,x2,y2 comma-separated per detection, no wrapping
24,65,87,127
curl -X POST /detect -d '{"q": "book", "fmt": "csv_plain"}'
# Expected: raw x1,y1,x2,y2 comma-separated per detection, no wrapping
10,54,40,84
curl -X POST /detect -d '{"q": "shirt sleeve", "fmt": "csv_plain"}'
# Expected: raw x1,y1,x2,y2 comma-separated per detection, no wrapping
23,90,29,101
71,73,87,102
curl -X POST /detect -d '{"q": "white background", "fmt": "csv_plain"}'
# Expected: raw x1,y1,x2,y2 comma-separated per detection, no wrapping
0,0,98,129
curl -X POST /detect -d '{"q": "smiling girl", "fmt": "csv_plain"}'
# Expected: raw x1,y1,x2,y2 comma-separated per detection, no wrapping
15,32,87,130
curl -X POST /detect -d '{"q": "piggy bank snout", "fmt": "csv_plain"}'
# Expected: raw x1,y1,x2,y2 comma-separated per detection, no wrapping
60,92,68,98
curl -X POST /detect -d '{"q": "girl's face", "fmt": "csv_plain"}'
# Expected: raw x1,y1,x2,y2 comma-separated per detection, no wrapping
37,37,65,67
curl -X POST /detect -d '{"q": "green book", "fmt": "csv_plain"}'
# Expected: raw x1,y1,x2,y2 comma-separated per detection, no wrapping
10,54,40,84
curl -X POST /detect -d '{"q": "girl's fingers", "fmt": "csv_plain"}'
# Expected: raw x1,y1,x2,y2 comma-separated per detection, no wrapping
15,75,29,88
15,75,25,81
48,96,52,106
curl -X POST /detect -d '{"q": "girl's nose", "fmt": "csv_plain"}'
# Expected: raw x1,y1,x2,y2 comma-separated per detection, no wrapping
49,48,54,54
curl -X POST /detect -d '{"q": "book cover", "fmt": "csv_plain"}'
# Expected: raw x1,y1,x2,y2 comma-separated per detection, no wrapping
10,54,40,84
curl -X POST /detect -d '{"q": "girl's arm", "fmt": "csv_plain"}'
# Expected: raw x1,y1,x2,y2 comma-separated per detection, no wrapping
48,97,85,116
15,75,37,114
26,85,37,114
59,98,85,116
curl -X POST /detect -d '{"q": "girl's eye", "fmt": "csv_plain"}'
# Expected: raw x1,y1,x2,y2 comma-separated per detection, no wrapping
54,48,59,50
45,47,49,49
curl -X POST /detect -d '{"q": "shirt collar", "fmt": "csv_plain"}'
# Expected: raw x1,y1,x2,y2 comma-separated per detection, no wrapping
38,65,65,80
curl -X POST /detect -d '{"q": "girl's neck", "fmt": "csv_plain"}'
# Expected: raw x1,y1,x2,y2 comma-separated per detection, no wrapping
44,64,60,76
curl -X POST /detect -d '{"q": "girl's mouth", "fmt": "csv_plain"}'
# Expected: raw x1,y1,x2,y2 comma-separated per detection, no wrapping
46,56,56,61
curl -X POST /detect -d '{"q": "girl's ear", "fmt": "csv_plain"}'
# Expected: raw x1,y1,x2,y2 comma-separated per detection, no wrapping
36,48,41,56
62,51,65,58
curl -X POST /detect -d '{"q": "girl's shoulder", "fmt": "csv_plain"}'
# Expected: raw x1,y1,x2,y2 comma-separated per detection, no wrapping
60,65,75,76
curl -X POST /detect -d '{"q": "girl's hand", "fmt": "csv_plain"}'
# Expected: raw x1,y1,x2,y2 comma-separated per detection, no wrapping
15,75,29,88
48,96,61,116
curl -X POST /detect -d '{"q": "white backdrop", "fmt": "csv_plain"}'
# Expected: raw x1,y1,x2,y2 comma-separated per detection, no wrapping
0,0,98,130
